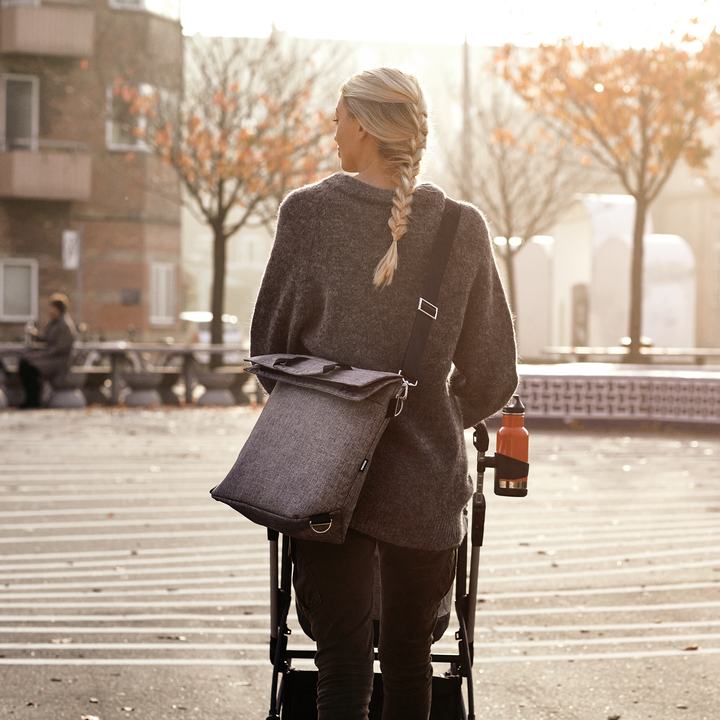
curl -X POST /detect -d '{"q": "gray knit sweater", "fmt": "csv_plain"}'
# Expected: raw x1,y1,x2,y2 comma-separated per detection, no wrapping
251,173,518,550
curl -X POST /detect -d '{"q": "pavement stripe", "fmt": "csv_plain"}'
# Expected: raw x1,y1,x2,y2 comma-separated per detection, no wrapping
1,648,719,666
0,505,238,518
4,543,719,583
1,576,269,592
491,620,720,632
0,600,267,608
2,491,212,501
3,633,720,651
0,543,269,563
0,560,269,580
4,619,720,634
481,580,720,599
1,472,224,479
4,488,718,514
0,642,287,651
2,599,720,613
3,520,718,549
2,582,718,604
0,585,268,599
475,558,720,583
5,561,720,597
0,614,272,622
0,515,247,531
471,600,720,616
0,566,270,584
0,528,265,544
0,627,271,635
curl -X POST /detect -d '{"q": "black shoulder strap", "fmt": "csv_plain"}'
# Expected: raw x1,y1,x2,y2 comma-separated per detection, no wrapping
400,197,462,385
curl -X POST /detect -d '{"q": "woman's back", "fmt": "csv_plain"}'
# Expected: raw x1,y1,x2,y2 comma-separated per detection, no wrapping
251,172,517,550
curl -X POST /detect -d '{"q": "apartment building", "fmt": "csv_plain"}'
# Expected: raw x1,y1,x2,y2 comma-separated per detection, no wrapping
0,0,182,341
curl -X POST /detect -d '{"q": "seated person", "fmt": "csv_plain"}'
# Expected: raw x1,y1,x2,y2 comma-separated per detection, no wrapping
19,293,77,408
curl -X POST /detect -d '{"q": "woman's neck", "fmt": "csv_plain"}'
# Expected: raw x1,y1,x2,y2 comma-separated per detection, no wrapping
354,159,395,190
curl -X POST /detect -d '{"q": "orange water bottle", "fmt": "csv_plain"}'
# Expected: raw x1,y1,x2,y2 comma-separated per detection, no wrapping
495,395,528,497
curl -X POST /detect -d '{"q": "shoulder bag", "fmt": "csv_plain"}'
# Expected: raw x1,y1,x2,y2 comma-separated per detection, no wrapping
210,198,462,543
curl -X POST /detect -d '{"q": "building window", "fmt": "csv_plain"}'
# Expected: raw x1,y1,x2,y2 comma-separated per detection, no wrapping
105,82,154,152
149,262,175,326
108,0,180,20
0,259,38,322
0,74,39,153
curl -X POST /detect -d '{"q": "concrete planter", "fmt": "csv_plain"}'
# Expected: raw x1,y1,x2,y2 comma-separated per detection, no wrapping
48,371,87,409
196,371,236,407
122,372,162,408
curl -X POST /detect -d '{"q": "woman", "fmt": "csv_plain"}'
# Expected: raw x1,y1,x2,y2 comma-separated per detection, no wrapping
251,67,518,719
19,293,76,409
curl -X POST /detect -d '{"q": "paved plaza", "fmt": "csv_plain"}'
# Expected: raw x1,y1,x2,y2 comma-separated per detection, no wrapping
0,407,719,719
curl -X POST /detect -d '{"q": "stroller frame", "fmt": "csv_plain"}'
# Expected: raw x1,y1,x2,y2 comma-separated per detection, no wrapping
263,420,523,720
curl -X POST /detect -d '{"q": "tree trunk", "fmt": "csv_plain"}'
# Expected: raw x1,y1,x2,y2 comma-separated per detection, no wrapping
627,195,647,363
502,247,518,328
209,227,227,368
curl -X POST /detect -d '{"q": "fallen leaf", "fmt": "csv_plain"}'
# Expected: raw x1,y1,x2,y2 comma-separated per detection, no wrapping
683,645,699,651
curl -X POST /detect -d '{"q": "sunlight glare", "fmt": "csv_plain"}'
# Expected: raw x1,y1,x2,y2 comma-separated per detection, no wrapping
181,0,720,47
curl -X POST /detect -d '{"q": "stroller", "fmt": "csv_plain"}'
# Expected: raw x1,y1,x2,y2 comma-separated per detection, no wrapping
263,414,529,720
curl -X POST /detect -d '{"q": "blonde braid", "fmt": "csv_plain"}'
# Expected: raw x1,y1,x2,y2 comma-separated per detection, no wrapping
375,105,428,287
340,68,429,288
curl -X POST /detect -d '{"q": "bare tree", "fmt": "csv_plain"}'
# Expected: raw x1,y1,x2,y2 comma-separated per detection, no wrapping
454,78,602,316
497,31,720,361
120,30,339,353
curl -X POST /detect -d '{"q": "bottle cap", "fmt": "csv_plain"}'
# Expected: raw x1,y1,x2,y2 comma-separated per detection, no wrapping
503,394,525,414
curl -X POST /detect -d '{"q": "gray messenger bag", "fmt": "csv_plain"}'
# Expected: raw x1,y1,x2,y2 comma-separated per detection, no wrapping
210,198,461,543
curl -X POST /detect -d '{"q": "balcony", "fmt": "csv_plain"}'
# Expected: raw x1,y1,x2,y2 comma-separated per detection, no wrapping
0,143,92,201
0,5,94,57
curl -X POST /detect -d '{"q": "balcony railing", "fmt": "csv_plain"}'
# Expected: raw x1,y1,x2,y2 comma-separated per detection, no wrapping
0,3,94,56
0,141,92,201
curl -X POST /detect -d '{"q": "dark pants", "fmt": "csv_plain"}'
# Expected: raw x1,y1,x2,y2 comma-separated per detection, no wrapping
292,529,457,720
18,358,42,408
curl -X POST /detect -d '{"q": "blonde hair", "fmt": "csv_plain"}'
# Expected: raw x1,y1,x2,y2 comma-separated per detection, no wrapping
341,67,429,287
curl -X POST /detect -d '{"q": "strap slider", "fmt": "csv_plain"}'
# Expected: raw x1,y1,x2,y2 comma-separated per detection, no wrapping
418,298,438,320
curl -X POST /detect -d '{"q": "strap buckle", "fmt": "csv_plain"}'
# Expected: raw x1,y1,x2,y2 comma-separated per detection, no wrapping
393,378,411,417
397,371,417,388
418,297,438,320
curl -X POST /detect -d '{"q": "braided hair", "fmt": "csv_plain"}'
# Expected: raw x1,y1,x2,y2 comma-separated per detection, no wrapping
341,68,429,288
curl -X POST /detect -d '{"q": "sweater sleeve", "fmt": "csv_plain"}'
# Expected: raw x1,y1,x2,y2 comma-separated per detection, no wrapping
449,208,518,428
250,189,315,393
40,319,75,359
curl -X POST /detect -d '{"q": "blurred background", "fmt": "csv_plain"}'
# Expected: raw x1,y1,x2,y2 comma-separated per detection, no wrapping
2,0,720,365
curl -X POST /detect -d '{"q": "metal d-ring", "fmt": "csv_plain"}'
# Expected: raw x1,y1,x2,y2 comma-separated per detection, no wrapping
310,520,333,534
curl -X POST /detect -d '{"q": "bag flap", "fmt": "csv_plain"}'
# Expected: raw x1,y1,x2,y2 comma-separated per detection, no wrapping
246,353,403,401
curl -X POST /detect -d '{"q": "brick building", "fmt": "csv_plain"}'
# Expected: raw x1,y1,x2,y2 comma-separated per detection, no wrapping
0,0,182,342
